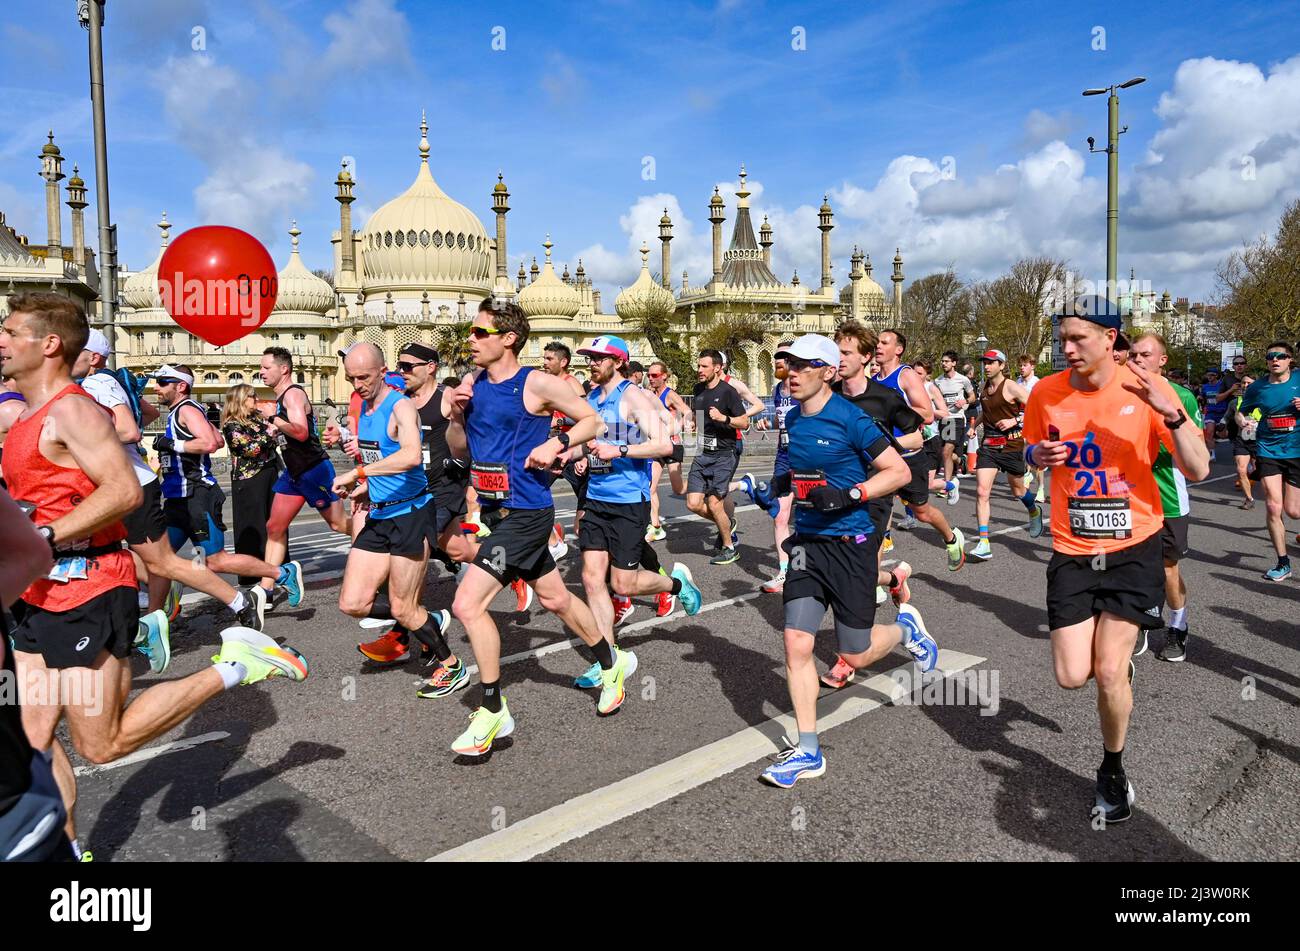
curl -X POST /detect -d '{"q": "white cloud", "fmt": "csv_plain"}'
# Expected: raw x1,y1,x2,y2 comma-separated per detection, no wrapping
1022,109,1078,148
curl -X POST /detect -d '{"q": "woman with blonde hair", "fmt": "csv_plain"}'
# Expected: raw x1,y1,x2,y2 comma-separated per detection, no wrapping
221,383,282,585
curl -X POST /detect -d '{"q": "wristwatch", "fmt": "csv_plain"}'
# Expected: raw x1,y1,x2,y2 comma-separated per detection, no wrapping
848,485,864,503
37,524,56,551
1166,409,1188,430
555,431,571,450
619,444,629,457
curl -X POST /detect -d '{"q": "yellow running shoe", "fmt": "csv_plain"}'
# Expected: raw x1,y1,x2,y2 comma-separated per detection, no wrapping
213,627,308,683
597,647,638,716
451,700,515,756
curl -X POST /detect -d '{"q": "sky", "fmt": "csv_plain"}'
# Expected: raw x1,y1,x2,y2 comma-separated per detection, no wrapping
3,0,1299,306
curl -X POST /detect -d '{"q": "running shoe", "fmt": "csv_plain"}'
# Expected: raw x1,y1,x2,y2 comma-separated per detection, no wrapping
359,616,397,630
820,655,856,689
1027,505,1045,538
1132,628,1148,658
597,647,637,716
1035,485,1046,504
1156,627,1187,663
946,480,960,506
896,604,938,673
136,609,171,674
79,849,94,863
1264,563,1294,582
889,561,913,606
946,528,966,571
876,585,887,605
645,524,666,543
548,525,569,562
897,513,919,531
574,661,602,689
612,596,635,627
279,561,304,608
760,741,826,788
969,538,993,561
511,577,534,611
214,627,309,683
164,579,183,622
1240,498,1255,510
358,627,411,664
417,659,469,699
671,562,702,615
655,590,677,617
451,701,515,756
237,585,267,632
881,535,895,555
761,570,786,594
1093,770,1135,824
710,546,739,566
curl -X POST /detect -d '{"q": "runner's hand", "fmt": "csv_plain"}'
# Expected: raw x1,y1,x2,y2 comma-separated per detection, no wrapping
1032,440,1069,467
592,442,620,462
574,458,588,476
322,422,341,447
1123,362,1182,421
526,439,561,471
995,418,1016,431
152,433,175,454
807,485,857,513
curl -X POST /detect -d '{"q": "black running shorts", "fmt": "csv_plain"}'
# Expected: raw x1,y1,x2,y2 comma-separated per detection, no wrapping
353,501,432,557
473,506,557,584
578,499,650,570
976,445,1028,477
1160,515,1189,564
123,478,168,546
782,534,879,634
9,586,138,669
897,452,930,507
1045,532,1165,632
688,450,738,499
1255,455,1300,488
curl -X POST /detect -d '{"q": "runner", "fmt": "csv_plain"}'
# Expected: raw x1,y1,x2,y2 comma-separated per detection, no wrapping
1024,295,1209,823
1199,366,1229,463
568,336,701,688
0,293,309,861
718,352,767,549
541,341,581,571
1238,341,1300,581
756,334,938,788
687,349,749,565
257,346,350,603
74,334,267,663
872,329,967,570
446,298,637,756
151,364,302,621
645,359,691,541
966,348,1044,561
911,358,955,501
753,344,795,592
1017,354,1046,502
332,343,461,697
1230,372,1261,509
935,350,976,495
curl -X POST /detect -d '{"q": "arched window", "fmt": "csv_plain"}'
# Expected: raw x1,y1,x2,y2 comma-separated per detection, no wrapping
296,372,305,384
229,372,244,383
203,372,219,383
159,330,174,354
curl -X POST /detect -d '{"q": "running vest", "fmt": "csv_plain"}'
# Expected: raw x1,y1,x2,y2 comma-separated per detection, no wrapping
585,379,651,504
979,378,1025,453
0,384,136,611
275,384,328,477
772,380,794,452
465,367,554,510
416,385,462,501
160,398,217,498
656,386,684,445
1201,380,1227,419
873,364,922,457
356,389,430,518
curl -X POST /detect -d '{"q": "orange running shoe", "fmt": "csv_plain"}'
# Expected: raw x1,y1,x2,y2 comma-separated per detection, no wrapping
358,628,410,664
612,595,635,627
512,578,534,612
655,590,676,617
820,655,856,689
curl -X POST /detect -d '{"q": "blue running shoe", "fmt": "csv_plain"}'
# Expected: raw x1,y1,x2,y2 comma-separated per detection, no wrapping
1028,505,1045,538
896,604,938,673
1264,563,1293,582
137,609,171,674
280,560,304,607
574,661,602,689
671,562,702,615
760,740,826,788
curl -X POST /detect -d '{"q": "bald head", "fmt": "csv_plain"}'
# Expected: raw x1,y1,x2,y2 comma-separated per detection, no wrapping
344,342,384,374
344,342,389,402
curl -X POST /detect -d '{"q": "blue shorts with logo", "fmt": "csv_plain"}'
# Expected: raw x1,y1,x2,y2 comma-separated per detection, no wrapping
273,458,339,509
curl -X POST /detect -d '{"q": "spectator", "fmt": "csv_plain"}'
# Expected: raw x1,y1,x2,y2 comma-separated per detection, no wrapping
220,384,282,585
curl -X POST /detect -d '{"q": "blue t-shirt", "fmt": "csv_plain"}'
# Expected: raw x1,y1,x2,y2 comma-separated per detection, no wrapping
785,393,892,537
1240,374,1300,460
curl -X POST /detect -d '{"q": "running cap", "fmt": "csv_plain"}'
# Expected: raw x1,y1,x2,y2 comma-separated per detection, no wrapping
1053,294,1129,349
775,334,839,367
980,349,1007,363
152,364,195,386
577,335,630,362
83,329,112,358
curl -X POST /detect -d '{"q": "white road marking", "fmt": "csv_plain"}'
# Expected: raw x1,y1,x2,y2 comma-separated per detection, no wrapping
74,731,231,777
428,649,987,862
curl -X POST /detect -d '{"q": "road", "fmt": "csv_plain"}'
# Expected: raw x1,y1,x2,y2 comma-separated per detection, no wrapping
67,447,1300,862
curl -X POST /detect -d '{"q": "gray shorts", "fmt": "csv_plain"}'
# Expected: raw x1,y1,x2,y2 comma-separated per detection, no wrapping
687,450,738,499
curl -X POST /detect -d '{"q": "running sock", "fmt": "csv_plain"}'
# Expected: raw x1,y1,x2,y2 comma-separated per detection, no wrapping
1019,491,1037,511
1278,556,1292,570
945,481,957,493
1101,747,1124,774
979,525,990,540
70,838,85,861
904,505,916,518
798,731,820,755
215,660,247,690
228,590,246,613
1169,606,1188,630
945,534,957,546
590,638,615,670
779,559,789,573
277,564,290,585
480,680,502,713
639,542,663,574
367,593,394,621
887,571,899,590
410,613,452,662
670,577,683,595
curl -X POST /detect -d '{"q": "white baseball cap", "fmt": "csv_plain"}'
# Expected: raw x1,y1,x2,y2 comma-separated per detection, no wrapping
152,364,195,386
84,329,111,358
775,334,839,368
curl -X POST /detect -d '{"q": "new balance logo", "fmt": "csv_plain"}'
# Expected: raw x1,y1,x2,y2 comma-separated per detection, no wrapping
1119,405,1136,415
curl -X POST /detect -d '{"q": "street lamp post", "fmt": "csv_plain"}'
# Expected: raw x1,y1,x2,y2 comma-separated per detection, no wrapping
975,332,989,388
1084,77,1145,304
79,0,117,369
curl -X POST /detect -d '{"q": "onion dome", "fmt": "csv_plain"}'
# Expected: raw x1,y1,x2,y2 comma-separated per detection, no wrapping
615,242,675,318
274,221,334,314
517,235,581,318
122,213,171,310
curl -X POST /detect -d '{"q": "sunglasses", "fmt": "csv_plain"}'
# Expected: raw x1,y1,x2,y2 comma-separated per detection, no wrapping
396,360,430,373
784,357,830,372
647,372,665,379
469,326,503,340
1266,352,1291,360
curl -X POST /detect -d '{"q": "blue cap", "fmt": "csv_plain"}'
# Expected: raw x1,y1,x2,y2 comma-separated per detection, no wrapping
1054,294,1129,348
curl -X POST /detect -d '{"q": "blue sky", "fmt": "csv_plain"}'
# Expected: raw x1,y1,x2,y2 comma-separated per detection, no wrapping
3,0,1299,303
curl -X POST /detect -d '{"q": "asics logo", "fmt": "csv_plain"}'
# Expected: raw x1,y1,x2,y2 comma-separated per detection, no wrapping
75,636,91,651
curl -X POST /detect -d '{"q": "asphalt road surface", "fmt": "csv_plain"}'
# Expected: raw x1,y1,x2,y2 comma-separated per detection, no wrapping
67,446,1300,862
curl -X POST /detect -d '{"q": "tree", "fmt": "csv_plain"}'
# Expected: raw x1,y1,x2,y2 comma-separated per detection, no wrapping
899,269,971,361
970,257,1068,362
436,321,476,375
617,283,695,389
698,313,769,382
311,268,334,286
1215,198,1300,351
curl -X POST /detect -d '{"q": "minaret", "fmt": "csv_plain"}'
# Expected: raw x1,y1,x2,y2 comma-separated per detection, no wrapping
39,131,65,251
759,215,773,269
708,186,725,287
593,288,603,313
530,256,539,284
849,246,864,320
492,171,511,295
66,164,88,273
335,160,356,281
575,259,586,285
892,248,904,321
658,208,673,290
818,196,834,291
517,261,527,292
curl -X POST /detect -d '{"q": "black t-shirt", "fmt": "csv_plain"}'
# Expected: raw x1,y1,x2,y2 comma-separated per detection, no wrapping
0,609,33,817
693,380,747,452
833,379,921,455
416,386,467,506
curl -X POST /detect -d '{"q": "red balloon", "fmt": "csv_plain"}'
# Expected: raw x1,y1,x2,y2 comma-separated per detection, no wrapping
157,226,278,347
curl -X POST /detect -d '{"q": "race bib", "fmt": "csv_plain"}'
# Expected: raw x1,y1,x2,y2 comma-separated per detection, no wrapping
358,440,383,465
701,435,719,452
792,469,827,508
471,461,511,501
1266,414,1296,432
421,445,432,468
158,454,173,474
778,431,790,448
587,453,613,474
1067,496,1132,539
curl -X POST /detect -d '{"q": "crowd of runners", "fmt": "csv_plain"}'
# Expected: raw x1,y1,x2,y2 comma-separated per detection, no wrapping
2,289,1297,860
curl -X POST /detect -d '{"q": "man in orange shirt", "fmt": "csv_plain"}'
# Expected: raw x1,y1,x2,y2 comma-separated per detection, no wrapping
1024,295,1209,825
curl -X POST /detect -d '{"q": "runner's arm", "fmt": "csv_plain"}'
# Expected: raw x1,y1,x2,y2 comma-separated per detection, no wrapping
898,368,935,424
46,397,143,544
730,378,767,423
177,403,224,453
139,398,160,425
0,489,52,606
442,389,468,459
620,388,673,459
272,387,313,442
107,402,141,445
528,371,603,446
927,383,950,418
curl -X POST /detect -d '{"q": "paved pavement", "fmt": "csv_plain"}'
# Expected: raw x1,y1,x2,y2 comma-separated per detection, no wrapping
67,448,1300,861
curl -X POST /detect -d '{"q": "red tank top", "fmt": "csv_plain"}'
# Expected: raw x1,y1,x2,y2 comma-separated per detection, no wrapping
1,383,135,611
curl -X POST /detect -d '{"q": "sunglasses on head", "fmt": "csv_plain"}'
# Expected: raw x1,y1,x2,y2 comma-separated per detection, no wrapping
784,356,830,372
469,325,503,340
1266,351,1291,360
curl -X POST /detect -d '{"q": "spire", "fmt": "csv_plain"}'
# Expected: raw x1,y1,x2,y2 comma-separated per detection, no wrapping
720,165,777,287
639,241,650,267
735,163,750,209
289,219,302,255
543,233,553,264
158,212,171,247
419,109,430,162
